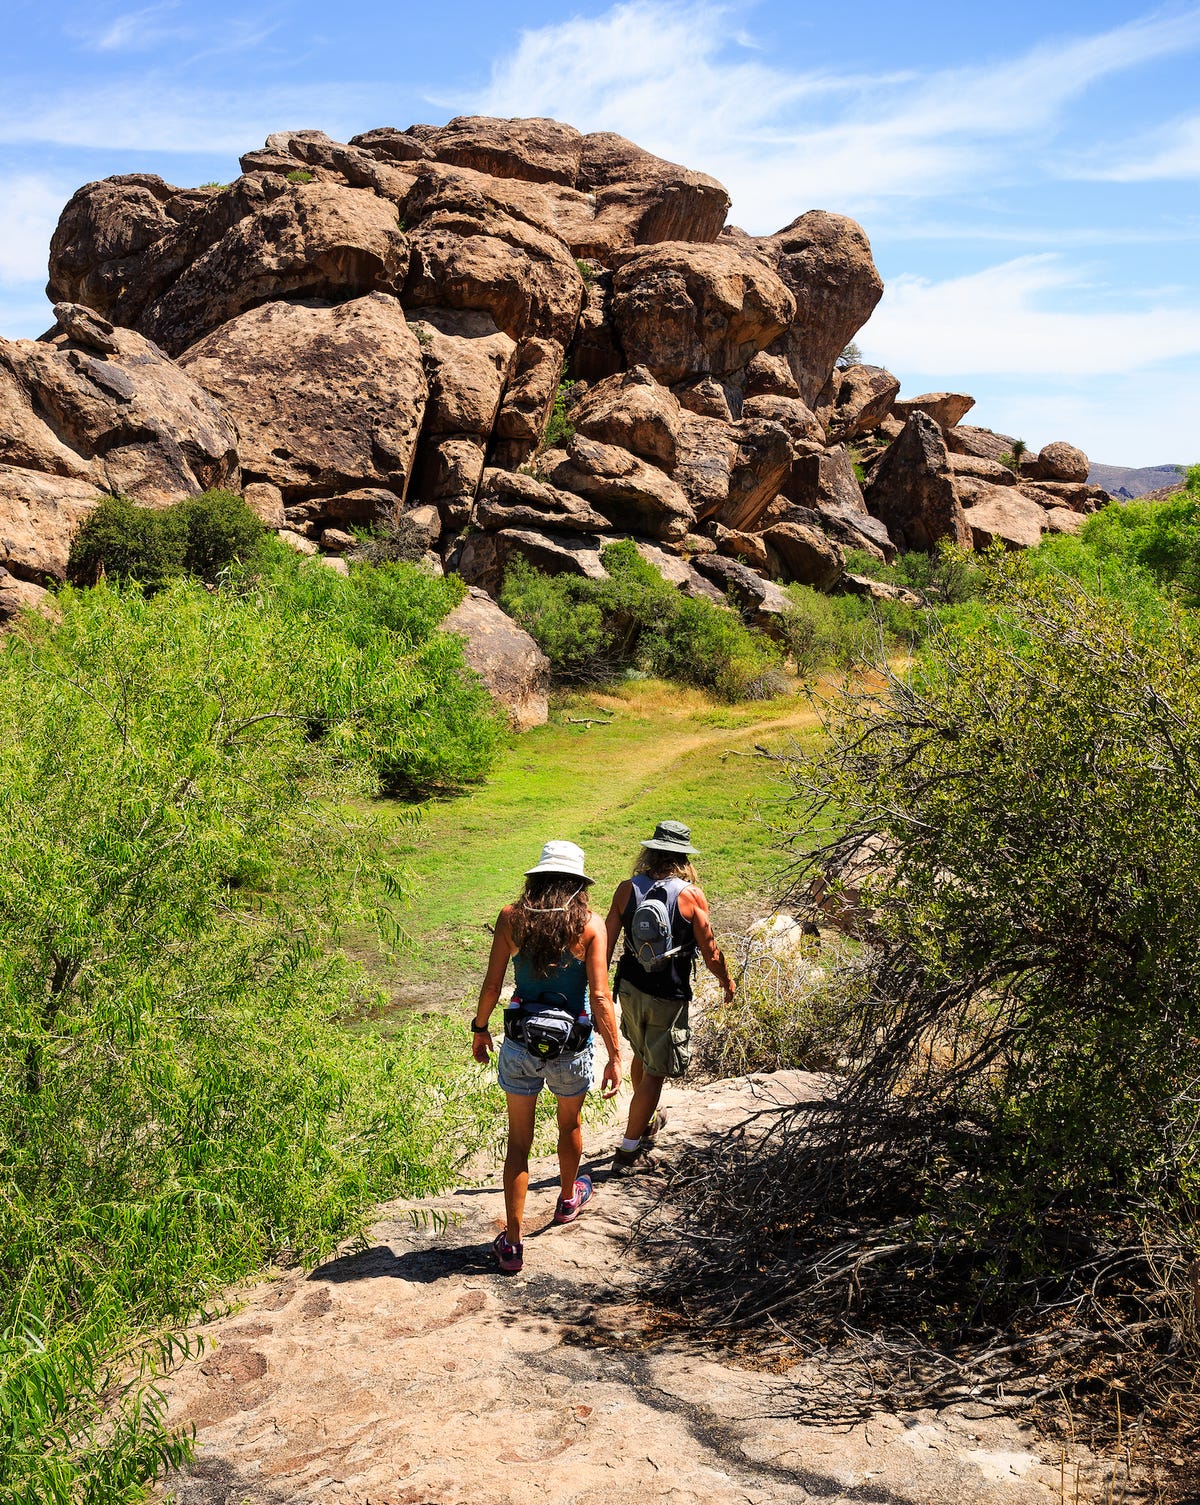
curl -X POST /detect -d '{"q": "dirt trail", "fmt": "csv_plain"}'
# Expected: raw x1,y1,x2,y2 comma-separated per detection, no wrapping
158,1071,1100,1505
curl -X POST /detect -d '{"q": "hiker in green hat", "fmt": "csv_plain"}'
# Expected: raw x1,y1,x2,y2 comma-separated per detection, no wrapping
603,820,735,1174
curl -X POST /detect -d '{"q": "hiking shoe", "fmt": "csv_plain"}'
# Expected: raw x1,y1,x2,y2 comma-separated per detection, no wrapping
643,1110,668,1145
492,1231,523,1273
554,1175,594,1224
610,1143,645,1176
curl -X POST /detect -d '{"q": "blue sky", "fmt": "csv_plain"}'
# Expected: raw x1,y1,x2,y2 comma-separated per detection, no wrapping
2,0,1199,466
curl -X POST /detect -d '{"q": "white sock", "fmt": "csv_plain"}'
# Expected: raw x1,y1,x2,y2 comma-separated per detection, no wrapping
620,1136,641,1153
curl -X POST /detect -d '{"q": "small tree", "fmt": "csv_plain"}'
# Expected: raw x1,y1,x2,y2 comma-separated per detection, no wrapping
835,340,863,369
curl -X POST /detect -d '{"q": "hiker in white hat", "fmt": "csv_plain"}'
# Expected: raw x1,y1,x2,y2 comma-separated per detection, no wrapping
471,840,622,1273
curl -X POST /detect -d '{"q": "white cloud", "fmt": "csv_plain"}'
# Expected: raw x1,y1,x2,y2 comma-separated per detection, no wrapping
0,173,70,283
1078,113,1200,181
861,255,1200,378
78,2,189,53
473,0,1200,227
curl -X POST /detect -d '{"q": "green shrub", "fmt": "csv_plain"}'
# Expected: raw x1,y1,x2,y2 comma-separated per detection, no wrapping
67,490,267,591
286,168,315,183
500,539,783,701
540,374,576,450
0,579,502,1498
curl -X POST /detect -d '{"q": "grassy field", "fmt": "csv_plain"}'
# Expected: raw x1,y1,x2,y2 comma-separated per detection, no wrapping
355,678,825,1012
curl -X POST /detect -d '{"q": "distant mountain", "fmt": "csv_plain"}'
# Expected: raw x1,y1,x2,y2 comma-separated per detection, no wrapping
1088,462,1187,500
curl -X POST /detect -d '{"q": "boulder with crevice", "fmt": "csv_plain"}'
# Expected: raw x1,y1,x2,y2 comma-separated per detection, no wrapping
611,242,794,385
490,338,565,470
762,521,844,589
179,293,425,514
572,367,682,470
454,526,607,597
473,468,611,535
634,540,727,604
961,485,1048,550
694,553,794,638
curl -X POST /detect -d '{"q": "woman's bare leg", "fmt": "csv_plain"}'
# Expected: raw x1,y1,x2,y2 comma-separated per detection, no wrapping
503,1092,539,1242
556,1092,586,1198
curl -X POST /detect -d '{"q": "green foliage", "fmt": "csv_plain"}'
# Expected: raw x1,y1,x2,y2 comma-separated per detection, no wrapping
286,168,315,183
0,577,502,1497
796,556,1200,1242
540,373,576,450
574,257,597,285
67,490,267,591
836,339,862,369
500,539,783,701
998,438,1028,472
411,321,433,347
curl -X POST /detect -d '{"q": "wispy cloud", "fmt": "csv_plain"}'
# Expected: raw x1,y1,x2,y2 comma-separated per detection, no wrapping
1076,112,1200,181
861,255,1200,378
474,1,1200,227
71,2,191,53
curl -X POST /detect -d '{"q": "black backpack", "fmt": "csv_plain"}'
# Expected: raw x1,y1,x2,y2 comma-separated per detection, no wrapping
625,876,690,972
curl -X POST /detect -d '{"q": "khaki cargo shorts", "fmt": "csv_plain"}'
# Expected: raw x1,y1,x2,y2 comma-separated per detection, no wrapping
618,980,691,1078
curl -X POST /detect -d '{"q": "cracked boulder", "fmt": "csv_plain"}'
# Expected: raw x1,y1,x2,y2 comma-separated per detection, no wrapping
865,411,971,553
536,434,694,541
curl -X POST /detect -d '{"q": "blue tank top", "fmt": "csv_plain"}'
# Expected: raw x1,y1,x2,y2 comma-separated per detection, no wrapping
511,950,589,1016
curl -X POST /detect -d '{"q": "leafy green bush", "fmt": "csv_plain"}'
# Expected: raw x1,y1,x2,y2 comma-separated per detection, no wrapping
67,490,267,590
0,578,502,1498
541,373,576,450
500,539,783,700
657,556,1200,1440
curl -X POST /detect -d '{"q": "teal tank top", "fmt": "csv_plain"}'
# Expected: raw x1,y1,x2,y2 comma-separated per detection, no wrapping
511,950,589,1016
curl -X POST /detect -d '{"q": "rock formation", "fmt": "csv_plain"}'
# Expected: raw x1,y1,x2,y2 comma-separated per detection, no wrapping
2,114,1107,631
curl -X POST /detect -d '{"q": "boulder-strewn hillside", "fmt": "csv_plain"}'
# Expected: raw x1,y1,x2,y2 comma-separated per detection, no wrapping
1,117,1110,625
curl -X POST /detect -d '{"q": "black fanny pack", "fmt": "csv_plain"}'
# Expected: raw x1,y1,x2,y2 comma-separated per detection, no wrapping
504,994,592,1061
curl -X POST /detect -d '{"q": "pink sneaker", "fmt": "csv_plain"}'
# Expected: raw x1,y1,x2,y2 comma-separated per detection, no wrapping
554,1175,594,1225
492,1230,523,1273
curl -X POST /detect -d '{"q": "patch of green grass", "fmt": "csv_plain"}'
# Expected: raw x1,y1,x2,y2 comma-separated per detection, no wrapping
286,168,316,184
365,679,823,999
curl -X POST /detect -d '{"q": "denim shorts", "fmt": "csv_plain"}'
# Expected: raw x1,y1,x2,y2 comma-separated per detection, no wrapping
497,1035,594,1098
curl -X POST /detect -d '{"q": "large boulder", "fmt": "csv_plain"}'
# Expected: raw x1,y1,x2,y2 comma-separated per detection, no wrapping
573,132,730,257
441,585,550,731
238,129,419,203
0,567,54,629
0,303,238,507
179,293,426,513
816,364,900,441
137,182,410,356
408,308,516,438
611,243,794,384
865,411,971,553
720,419,795,531
454,526,607,598
943,425,1020,464
762,521,844,589
402,163,585,345
1016,480,1109,515
489,337,566,470
755,212,884,406
960,485,1047,551
1028,441,1089,484
634,540,727,604
891,392,975,428
0,466,106,583
572,367,683,470
536,434,694,541
948,453,1017,486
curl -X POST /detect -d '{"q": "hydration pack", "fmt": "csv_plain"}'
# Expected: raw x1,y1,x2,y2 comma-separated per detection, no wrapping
625,876,691,973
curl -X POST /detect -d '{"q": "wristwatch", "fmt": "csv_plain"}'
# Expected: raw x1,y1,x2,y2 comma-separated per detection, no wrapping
471,1020,489,1034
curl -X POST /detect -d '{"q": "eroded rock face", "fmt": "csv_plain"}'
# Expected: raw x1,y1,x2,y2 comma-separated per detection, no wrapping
816,364,900,442
865,411,970,553
611,243,794,384
756,212,884,406
572,367,682,470
473,468,611,535
694,552,793,638
961,485,1047,551
179,293,425,512
454,527,607,597
943,425,1020,464
537,434,694,541
0,566,54,629
762,521,844,589
0,466,105,582
441,585,550,731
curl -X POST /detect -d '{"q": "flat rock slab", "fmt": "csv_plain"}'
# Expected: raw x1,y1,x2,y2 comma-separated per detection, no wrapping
158,1072,1090,1504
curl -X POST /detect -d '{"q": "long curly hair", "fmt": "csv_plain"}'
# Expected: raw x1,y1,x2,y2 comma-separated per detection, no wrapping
511,873,591,979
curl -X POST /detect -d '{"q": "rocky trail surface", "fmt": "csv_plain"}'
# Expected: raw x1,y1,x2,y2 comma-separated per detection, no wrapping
157,1071,1094,1505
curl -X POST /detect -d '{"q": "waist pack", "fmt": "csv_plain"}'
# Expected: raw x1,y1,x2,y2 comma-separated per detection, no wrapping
504,994,592,1060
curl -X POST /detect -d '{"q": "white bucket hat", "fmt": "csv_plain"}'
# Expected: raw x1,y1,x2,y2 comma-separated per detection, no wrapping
525,839,593,884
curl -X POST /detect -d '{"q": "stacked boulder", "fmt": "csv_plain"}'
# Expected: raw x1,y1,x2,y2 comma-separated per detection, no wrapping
1,115,1105,629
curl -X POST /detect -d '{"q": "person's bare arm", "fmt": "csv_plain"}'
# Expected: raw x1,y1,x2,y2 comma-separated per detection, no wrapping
472,908,514,1062
678,885,735,1001
604,881,632,966
585,914,623,1098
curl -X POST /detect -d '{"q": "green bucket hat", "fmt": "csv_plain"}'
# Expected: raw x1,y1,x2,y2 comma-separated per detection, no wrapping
640,819,699,855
